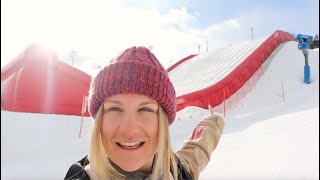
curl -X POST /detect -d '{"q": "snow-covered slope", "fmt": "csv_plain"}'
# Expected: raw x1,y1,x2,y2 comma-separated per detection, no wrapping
1,41,319,180
172,41,319,179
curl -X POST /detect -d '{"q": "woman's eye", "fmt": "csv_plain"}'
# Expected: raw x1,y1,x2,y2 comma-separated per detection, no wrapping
106,107,122,112
138,107,154,112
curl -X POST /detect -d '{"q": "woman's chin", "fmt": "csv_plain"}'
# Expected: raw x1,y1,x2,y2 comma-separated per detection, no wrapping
119,164,141,172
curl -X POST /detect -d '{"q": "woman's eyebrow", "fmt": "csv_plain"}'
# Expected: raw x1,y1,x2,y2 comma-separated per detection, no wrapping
139,102,158,106
104,100,122,105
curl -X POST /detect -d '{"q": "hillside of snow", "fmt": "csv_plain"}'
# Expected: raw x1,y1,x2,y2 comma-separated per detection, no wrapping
1,41,319,180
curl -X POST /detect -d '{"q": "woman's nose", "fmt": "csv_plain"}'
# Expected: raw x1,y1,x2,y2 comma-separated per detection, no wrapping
117,112,141,138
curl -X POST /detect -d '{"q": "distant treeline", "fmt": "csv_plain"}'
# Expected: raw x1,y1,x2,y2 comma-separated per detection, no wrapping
310,34,319,49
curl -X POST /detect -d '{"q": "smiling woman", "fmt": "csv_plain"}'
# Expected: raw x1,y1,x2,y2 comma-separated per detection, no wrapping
100,94,160,173
64,46,225,180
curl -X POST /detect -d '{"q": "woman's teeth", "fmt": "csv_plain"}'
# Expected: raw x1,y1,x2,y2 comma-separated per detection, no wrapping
117,142,143,149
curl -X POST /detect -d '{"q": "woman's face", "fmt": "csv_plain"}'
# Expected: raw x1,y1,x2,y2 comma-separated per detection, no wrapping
101,93,159,173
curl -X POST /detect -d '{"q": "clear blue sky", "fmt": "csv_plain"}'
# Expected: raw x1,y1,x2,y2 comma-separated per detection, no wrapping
2,0,319,71
119,0,319,35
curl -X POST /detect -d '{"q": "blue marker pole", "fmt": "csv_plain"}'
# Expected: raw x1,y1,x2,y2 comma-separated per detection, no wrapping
302,49,310,84
296,34,313,84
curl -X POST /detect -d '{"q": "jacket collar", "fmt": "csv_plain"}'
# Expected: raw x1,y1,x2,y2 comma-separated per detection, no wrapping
108,157,157,180
109,159,151,179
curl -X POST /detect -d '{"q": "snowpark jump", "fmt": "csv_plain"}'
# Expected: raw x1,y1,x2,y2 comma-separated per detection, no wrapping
2,30,295,116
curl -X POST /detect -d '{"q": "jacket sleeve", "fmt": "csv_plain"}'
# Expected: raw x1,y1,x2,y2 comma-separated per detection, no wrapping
175,114,225,180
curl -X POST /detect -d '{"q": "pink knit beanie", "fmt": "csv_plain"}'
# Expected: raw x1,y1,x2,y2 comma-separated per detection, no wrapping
88,46,176,124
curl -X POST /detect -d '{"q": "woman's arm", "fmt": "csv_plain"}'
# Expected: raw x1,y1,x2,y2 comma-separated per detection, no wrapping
176,114,225,180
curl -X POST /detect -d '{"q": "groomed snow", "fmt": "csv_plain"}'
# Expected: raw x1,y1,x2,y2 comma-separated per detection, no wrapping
1,41,319,180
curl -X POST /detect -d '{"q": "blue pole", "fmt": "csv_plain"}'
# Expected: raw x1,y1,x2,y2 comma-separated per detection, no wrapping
296,34,313,84
302,49,311,84
304,65,310,84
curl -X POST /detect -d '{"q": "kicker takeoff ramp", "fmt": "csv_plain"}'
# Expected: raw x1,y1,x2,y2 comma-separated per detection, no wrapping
168,30,295,111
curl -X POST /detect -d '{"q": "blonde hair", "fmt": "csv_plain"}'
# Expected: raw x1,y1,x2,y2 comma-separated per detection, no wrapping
89,104,178,180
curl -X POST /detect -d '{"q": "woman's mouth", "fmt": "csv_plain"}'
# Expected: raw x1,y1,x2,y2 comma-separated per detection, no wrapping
116,142,145,150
